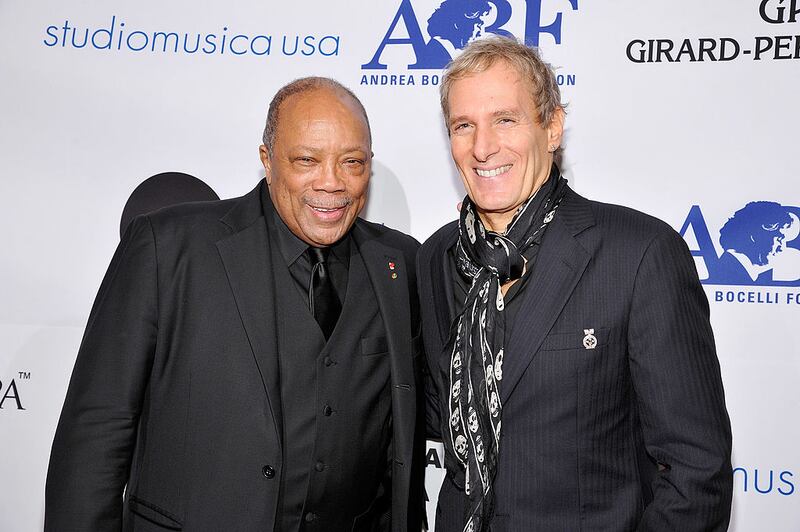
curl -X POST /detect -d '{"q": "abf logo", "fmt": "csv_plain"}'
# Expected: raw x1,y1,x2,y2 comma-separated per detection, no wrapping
680,202,800,286
362,0,579,70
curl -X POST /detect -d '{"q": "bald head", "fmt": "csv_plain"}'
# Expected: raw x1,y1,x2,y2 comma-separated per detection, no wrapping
262,77,372,156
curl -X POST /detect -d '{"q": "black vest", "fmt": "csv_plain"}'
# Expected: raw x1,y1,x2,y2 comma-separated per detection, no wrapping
272,236,392,531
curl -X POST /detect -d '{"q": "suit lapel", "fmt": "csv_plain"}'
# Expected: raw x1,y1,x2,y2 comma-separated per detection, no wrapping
215,182,283,446
500,190,596,401
352,223,415,490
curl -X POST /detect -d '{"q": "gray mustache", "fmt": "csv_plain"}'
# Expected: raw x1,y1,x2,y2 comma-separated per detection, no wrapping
303,195,352,209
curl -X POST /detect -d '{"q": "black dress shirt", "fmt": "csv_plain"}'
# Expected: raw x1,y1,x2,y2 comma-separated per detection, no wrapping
271,210,350,308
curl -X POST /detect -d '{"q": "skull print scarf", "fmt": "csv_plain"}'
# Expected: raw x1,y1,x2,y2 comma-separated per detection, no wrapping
443,167,567,532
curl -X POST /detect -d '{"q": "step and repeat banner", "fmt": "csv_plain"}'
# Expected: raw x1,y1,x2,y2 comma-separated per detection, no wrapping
1,1,798,530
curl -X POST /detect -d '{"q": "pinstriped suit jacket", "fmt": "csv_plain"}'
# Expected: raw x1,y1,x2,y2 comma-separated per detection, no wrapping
418,186,733,531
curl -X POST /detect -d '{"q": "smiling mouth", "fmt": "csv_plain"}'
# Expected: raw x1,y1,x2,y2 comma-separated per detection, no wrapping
475,164,512,178
306,201,350,222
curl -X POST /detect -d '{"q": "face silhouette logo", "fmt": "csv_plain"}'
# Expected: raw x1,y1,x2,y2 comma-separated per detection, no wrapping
719,202,800,280
428,0,493,49
681,201,800,286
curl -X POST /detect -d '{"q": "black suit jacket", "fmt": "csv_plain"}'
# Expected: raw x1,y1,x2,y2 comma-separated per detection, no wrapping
418,187,733,531
45,180,425,531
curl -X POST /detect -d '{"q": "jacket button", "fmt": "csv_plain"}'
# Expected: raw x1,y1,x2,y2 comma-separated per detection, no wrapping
262,465,275,479
323,356,334,367
323,405,333,416
315,461,325,472
304,512,317,522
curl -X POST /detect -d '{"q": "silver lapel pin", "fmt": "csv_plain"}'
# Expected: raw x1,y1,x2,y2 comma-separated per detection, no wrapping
583,328,597,350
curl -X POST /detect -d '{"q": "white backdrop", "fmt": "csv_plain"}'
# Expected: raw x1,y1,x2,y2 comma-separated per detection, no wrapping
1,1,798,530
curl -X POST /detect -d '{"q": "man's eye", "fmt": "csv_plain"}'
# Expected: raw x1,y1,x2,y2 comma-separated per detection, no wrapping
295,157,315,164
344,159,366,170
452,123,471,133
498,117,515,125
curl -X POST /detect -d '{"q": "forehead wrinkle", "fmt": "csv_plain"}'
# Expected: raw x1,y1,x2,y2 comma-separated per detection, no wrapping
341,145,370,154
448,107,525,127
289,144,324,154
282,120,368,152
450,64,539,122
284,143,370,156
492,108,523,117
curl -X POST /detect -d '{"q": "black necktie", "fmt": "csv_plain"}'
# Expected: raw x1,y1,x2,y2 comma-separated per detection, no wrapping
307,247,342,339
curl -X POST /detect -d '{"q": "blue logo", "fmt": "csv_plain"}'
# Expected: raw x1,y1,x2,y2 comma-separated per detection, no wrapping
680,202,800,287
42,16,340,58
362,0,579,70
733,466,795,496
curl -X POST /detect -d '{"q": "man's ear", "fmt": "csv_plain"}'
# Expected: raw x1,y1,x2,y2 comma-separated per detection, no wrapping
259,145,272,185
546,107,565,151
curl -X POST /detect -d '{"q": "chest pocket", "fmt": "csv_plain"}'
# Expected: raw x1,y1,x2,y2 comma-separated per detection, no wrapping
361,335,388,356
540,326,611,351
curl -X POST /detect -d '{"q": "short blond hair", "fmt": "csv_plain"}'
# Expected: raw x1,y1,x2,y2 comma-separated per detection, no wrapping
440,36,563,128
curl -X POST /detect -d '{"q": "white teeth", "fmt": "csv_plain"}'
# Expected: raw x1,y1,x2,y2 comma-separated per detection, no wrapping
476,165,511,178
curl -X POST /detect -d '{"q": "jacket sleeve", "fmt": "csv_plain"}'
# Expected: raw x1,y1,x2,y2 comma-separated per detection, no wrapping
415,249,443,442
628,228,733,531
45,215,159,531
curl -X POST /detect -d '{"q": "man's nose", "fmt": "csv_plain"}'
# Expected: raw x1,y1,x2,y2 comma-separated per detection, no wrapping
312,161,346,192
472,125,499,162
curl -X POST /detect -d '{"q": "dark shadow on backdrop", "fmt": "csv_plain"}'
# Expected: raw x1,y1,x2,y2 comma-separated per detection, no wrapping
120,172,219,238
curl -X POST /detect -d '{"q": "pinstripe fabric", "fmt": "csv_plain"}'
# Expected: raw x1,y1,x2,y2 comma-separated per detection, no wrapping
418,187,733,532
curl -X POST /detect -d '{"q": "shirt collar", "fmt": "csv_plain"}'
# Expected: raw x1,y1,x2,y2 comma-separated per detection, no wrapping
271,209,308,267
270,205,352,268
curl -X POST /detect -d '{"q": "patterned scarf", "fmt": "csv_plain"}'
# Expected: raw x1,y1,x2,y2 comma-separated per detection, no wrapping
442,168,567,532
